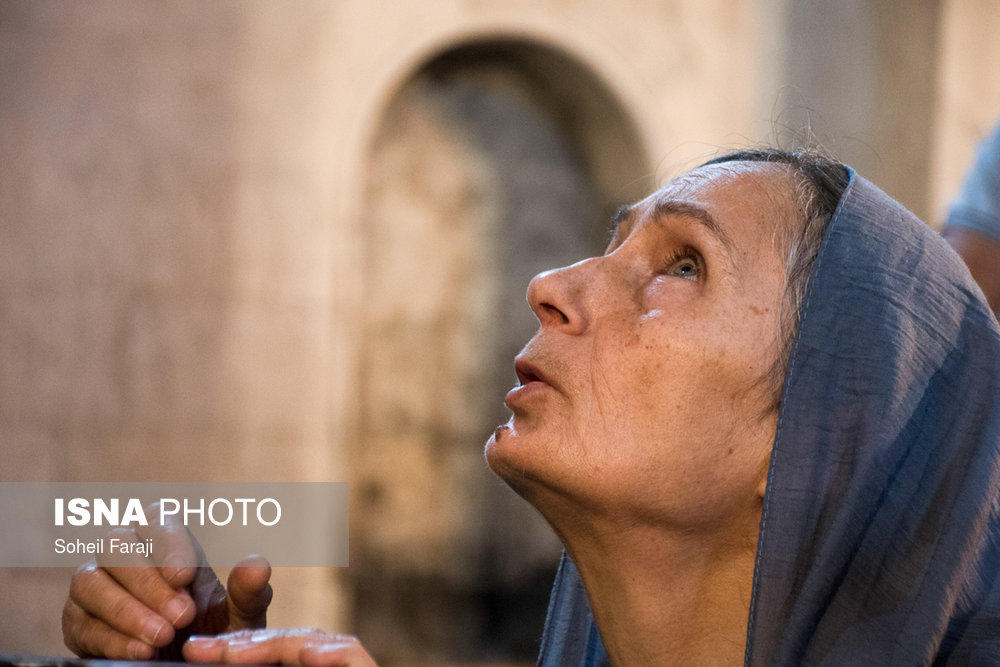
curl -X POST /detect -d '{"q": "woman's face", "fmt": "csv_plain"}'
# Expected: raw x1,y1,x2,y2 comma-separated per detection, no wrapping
486,161,801,532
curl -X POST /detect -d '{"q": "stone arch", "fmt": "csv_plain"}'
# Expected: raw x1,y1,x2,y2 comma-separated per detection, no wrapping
352,37,650,663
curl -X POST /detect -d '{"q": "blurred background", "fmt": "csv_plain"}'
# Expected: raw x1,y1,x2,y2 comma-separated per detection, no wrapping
2,0,998,664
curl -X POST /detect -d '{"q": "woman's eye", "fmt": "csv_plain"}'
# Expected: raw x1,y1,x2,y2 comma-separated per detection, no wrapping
662,252,702,280
671,260,699,278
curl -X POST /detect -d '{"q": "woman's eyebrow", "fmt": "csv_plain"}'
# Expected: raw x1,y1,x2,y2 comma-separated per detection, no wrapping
607,199,737,264
650,199,736,255
607,205,633,243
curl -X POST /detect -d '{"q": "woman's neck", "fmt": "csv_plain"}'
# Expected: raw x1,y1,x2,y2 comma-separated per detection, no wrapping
564,514,760,665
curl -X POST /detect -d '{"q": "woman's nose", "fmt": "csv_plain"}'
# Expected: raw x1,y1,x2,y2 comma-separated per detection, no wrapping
526,258,595,335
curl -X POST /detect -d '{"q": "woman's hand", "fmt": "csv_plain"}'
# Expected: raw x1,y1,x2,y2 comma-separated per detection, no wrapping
61,512,272,659
184,628,378,666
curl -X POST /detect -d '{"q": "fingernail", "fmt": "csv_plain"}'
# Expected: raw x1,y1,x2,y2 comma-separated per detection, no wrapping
224,639,256,653
127,640,154,660
164,596,190,625
186,635,219,648
144,617,169,646
161,557,187,584
307,640,354,653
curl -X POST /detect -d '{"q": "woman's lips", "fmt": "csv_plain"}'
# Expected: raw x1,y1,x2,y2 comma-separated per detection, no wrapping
515,358,545,385
505,358,557,408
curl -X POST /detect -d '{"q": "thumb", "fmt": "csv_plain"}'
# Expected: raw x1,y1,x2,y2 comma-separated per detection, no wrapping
226,554,272,630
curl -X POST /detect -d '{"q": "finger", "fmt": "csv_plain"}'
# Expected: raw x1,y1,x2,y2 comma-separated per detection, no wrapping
301,636,379,667
225,554,272,629
62,595,156,660
93,532,197,632
95,527,159,570
186,563,230,633
184,628,324,664
136,502,201,587
181,634,226,663
69,560,186,648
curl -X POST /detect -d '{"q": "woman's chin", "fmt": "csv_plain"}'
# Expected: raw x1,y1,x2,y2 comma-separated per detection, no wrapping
485,423,536,487
484,422,514,471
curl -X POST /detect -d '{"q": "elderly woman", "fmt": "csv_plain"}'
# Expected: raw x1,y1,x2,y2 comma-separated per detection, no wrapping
63,149,1000,665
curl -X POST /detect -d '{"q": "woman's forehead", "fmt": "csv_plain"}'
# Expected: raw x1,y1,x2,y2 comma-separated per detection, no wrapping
648,161,797,205
626,161,800,239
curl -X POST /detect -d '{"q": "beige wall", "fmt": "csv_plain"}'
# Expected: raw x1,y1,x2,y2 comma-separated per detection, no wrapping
752,0,943,220
2,0,998,660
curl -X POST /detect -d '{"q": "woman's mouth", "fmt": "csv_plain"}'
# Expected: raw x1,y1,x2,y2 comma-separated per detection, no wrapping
515,359,544,385
505,357,558,408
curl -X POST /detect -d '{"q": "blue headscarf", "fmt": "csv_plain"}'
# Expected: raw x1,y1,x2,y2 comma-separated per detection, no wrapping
537,170,1000,666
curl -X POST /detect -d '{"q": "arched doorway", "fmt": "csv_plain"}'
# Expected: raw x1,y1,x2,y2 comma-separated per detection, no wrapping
353,38,651,663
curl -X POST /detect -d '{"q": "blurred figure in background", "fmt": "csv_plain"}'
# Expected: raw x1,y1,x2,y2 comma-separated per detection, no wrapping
943,122,1000,317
